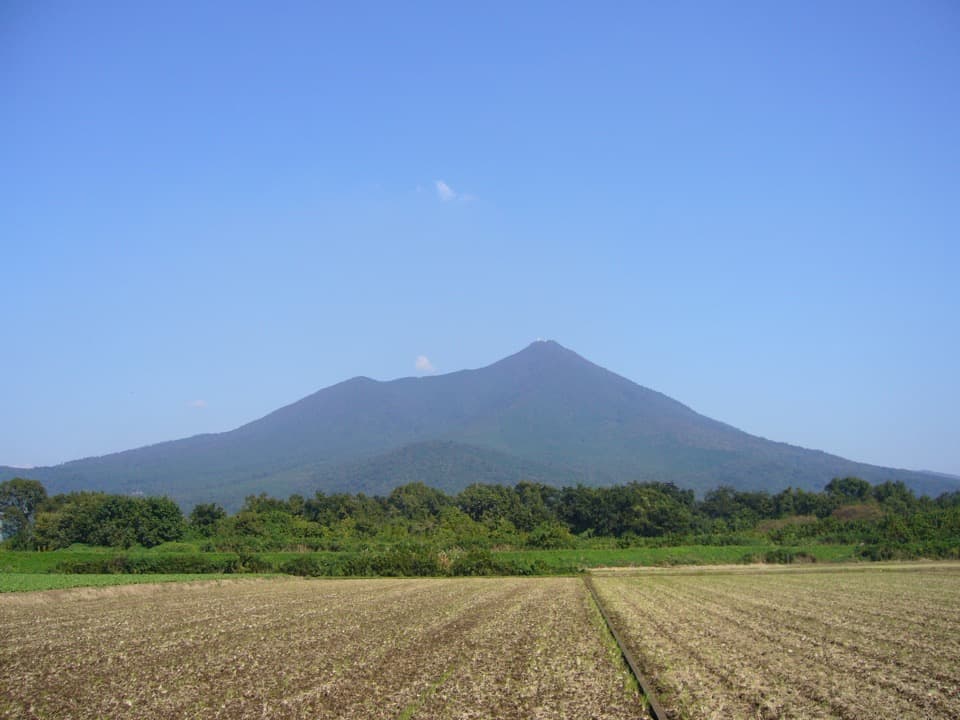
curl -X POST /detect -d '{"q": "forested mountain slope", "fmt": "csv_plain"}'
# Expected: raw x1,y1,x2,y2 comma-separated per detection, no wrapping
2,341,954,509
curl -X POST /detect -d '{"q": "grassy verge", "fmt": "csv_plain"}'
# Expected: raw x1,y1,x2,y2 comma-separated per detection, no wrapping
0,543,864,589
492,543,860,569
0,573,268,593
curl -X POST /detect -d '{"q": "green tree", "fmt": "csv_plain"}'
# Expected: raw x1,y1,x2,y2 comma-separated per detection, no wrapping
511,481,559,531
387,482,450,521
825,477,872,502
137,497,185,546
189,503,227,536
525,521,575,549
457,484,521,525
241,493,291,514
871,481,916,514
31,492,184,549
0,478,48,547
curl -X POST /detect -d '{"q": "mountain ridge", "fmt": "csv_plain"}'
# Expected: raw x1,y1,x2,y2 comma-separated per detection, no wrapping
2,340,956,509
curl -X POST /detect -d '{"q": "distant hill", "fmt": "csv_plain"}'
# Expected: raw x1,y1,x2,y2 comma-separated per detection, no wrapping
3,340,956,509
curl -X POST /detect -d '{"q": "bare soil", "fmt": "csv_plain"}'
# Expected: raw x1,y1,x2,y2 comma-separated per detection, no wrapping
0,577,643,719
591,564,960,719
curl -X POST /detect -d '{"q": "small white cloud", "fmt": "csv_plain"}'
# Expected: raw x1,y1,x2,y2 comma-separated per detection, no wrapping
188,399,208,409
415,355,436,373
435,180,456,202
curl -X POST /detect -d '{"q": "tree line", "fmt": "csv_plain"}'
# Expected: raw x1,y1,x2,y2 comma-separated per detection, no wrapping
2,475,958,560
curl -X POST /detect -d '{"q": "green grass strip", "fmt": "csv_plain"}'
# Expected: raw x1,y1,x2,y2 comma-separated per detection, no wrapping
0,573,268,593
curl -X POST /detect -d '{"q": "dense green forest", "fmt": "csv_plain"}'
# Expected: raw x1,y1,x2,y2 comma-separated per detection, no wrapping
3,476,958,573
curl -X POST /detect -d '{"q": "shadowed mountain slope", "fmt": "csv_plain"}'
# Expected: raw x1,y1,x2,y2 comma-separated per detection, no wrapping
2,341,954,509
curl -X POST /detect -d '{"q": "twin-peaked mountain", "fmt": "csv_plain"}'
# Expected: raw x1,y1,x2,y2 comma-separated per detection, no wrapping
2,341,954,509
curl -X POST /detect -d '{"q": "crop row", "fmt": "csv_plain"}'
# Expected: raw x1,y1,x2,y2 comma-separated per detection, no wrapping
591,565,960,719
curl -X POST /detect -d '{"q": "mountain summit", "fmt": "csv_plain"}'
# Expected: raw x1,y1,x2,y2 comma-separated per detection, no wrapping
2,341,953,509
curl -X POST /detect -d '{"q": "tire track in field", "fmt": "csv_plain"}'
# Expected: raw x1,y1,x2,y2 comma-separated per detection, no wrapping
584,576,666,720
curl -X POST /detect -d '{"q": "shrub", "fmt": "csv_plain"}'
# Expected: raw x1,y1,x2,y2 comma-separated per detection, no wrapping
525,522,576,550
450,548,513,576
151,541,201,553
763,548,796,564
55,553,270,574
279,555,333,577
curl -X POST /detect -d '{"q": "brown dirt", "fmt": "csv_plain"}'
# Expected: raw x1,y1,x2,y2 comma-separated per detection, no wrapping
591,564,960,720
0,577,644,719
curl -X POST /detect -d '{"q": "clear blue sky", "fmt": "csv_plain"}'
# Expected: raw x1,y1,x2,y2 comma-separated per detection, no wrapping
3,2,959,476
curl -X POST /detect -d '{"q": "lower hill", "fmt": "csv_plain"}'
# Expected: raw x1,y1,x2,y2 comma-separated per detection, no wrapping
312,441,583,497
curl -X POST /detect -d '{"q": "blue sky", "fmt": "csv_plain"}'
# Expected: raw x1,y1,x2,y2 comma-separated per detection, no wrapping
3,2,959,476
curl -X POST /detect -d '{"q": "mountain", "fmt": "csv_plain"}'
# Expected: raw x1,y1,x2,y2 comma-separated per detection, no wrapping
2,340,956,509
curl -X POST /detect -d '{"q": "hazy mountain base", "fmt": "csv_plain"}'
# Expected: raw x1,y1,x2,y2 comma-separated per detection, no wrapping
3,444,951,514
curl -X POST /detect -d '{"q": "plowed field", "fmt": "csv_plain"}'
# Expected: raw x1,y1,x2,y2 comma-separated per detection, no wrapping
4,566,958,719
0,577,643,719
591,565,960,719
